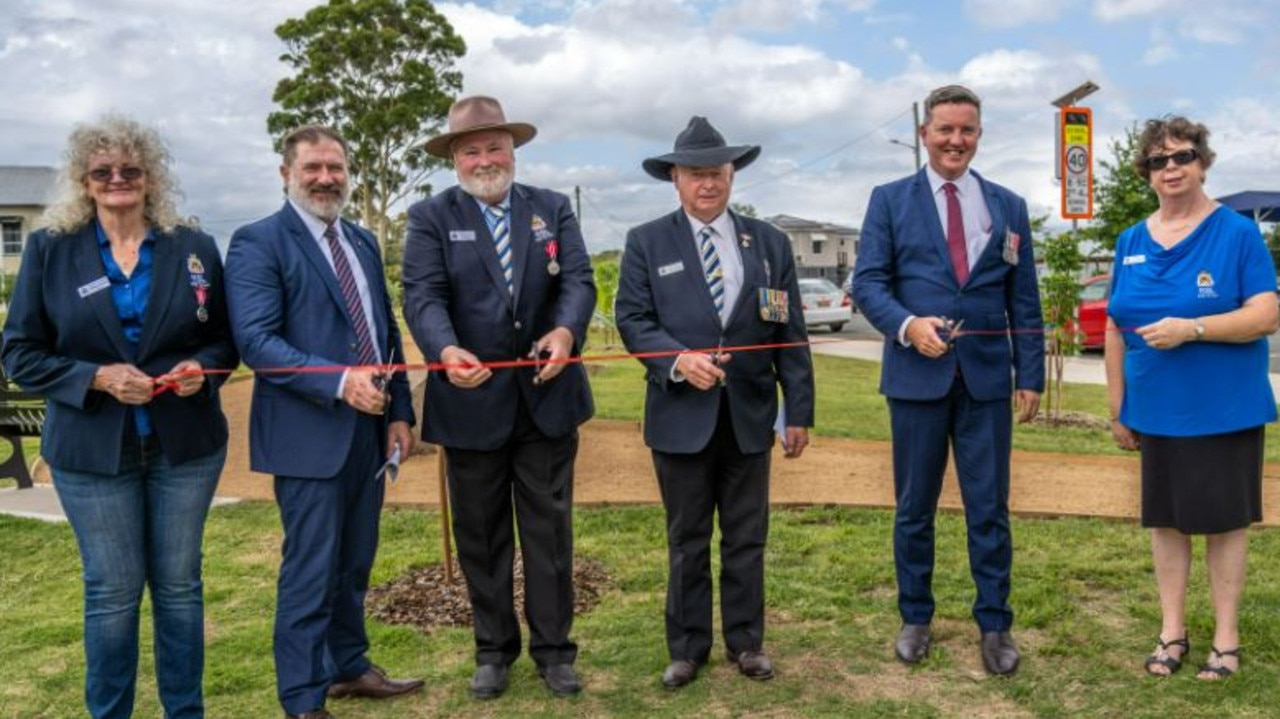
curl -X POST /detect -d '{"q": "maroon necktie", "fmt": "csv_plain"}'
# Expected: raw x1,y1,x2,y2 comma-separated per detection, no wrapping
942,182,969,285
324,222,379,367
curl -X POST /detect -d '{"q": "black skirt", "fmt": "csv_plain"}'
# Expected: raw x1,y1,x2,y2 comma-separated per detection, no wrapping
1140,426,1264,534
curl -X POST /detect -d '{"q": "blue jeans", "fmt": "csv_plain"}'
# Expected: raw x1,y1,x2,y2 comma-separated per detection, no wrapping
53,437,226,719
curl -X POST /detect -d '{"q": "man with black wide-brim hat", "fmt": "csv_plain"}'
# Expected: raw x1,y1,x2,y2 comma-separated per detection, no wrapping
402,96,597,700
616,116,815,688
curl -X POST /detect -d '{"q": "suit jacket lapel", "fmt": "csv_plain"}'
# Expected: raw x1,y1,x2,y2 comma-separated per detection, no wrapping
451,190,511,307
280,203,350,322
341,219,388,355
972,171,1008,273
136,232,178,359
72,225,133,359
509,184,533,309
671,212,723,327
725,212,761,327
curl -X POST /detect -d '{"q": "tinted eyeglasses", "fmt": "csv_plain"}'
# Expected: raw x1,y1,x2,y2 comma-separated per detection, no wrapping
1143,149,1199,172
87,166,145,182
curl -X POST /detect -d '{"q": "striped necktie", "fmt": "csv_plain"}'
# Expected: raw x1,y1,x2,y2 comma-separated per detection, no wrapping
324,222,378,366
698,225,725,317
486,205,514,295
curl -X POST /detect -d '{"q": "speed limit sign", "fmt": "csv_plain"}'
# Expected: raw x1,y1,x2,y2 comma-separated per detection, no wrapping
1060,107,1093,220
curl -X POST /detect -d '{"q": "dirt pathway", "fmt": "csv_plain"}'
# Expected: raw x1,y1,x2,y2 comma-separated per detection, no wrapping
199,373,1280,526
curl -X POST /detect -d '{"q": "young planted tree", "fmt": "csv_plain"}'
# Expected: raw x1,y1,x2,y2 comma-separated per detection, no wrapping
268,0,465,254
1039,228,1084,422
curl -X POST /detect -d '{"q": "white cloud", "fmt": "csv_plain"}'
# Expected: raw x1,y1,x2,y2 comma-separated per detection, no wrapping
964,0,1066,28
1092,0,1177,22
1142,26,1177,65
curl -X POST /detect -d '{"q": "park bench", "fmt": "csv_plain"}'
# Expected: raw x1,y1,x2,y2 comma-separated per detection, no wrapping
0,367,44,490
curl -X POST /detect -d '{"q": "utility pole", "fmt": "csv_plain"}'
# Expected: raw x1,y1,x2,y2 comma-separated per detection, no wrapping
910,101,921,171
574,185,582,221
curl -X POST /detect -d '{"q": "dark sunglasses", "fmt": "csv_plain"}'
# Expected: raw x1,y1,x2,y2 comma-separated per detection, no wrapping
87,166,145,182
1143,149,1198,171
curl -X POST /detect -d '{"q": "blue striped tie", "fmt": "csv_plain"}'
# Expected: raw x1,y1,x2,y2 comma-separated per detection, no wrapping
486,205,514,295
699,225,725,317
324,222,378,367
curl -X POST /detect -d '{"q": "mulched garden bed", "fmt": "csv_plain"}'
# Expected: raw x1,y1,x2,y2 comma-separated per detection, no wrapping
367,555,615,632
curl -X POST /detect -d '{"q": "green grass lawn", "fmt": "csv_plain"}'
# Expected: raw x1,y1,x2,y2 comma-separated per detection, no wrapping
6,341,1280,715
2,503,1279,718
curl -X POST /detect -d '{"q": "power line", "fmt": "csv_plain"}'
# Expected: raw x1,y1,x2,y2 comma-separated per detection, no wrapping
735,107,913,194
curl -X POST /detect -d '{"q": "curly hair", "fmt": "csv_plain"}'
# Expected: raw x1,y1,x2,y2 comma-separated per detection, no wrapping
40,114,194,234
1132,116,1216,181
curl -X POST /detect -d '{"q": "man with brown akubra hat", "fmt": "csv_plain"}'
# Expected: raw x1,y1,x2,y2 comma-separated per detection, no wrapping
402,96,597,700
616,116,815,689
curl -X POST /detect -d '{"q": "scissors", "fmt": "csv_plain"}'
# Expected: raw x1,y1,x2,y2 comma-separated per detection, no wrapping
940,318,965,347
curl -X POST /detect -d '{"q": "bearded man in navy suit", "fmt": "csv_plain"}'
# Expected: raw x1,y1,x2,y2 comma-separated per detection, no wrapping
226,125,421,719
852,85,1044,676
402,96,596,700
615,117,814,689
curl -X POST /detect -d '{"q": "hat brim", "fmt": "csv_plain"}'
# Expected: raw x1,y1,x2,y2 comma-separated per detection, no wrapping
642,144,761,181
424,122,538,159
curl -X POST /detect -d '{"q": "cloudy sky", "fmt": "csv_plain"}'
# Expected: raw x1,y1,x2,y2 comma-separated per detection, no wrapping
3,0,1278,251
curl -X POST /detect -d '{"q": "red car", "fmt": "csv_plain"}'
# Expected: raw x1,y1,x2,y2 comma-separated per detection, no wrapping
1076,274,1110,350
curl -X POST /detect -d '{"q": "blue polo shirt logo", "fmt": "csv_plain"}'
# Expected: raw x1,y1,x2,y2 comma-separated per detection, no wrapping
1197,270,1218,299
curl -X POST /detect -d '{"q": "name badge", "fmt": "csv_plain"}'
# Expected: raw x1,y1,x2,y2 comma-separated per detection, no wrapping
77,276,111,298
758,288,790,324
449,230,477,242
1123,254,1146,265
658,261,684,277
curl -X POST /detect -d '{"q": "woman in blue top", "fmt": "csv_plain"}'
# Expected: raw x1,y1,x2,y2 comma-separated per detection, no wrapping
1,116,237,717
1105,116,1278,681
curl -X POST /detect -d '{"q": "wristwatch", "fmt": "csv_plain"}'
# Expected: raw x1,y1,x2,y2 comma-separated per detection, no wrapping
1193,318,1206,341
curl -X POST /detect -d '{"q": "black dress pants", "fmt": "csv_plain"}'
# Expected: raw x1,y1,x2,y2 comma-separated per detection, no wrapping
652,397,771,662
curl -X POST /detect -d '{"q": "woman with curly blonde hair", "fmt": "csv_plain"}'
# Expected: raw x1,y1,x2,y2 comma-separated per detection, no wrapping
2,114,238,718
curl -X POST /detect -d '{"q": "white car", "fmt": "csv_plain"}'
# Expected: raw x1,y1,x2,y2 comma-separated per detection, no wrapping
797,277,853,332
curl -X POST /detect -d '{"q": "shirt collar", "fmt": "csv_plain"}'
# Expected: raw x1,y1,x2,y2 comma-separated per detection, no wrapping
93,218,155,246
685,210,735,240
287,197,341,242
472,188,513,216
925,164,979,198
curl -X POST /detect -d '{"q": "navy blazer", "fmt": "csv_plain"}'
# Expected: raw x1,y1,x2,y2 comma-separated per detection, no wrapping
1,224,237,474
402,183,595,451
615,210,815,455
225,203,413,478
853,168,1044,402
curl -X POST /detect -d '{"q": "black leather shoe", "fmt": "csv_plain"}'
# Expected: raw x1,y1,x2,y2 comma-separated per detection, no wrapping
980,631,1020,675
286,710,334,719
726,649,775,680
469,663,509,700
326,665,423,699
539,663,582,696
895,623,931,664
661,659,700,689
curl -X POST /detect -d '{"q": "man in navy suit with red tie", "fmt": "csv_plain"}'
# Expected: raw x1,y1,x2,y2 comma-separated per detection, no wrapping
853,85,1044,676
226,125,421,719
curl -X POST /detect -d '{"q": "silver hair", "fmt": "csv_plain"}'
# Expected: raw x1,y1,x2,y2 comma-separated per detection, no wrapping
40,114,193,234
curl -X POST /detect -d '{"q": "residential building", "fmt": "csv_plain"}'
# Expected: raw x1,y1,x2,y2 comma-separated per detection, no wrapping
0,166,57,276
764,213,860,284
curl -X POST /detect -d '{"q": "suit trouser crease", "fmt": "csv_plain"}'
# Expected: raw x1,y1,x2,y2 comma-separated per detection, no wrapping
446,402,578,667
889,378,1013,632
654,397,770,662
274,415,383,714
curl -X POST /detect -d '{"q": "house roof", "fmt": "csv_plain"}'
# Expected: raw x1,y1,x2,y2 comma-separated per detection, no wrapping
0,166,58,207
764,213,859,234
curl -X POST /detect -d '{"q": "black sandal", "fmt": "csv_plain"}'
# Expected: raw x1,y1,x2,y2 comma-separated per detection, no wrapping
1144,636,1190,676
1197,646,1239,680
